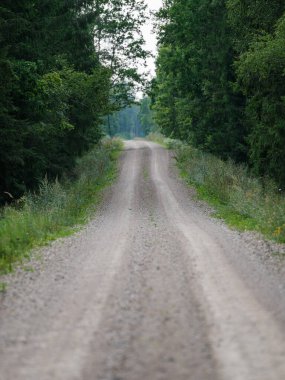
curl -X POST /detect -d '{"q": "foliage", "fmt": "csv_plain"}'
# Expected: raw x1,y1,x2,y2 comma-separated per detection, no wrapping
153,0,247,160
104,105,142,139
0,139,122,274
103,96,157,139
0,0,147,204
94,0,148,107
147,132,168,147
235,14,285,185
153,0,285,185
147,132,183,150
175,143,285,243
138,97,158,136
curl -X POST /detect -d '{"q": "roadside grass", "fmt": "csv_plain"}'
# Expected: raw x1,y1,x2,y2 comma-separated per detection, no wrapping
147,132,183,150
148,133,285,244
0,138,123,274
176,145,285,243
147,132,169,147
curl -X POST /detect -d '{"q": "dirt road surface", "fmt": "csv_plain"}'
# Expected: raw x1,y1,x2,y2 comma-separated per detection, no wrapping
1,140,285,380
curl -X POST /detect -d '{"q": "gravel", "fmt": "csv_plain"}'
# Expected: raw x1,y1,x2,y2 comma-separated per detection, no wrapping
0,140,285,380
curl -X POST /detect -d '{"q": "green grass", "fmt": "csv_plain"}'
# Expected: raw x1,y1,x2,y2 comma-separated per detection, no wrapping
0,138,123,274
147,132,168,147
143,168,149,180
0,282,7,293
175,144,285,243
147,132,185,150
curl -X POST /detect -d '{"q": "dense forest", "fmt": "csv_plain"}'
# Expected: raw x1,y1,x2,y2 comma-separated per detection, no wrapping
2,0,285,205
105,106,142,139
104,97,157,139
152,0,285,186
0,0,148,203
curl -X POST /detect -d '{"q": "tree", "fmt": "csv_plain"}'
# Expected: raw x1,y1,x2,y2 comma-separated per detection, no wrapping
103,105,143,139
94,0,148,108
154,0,247,160
227,0,285,184
235,14,285,184
0,0,148,203
138,97,158,136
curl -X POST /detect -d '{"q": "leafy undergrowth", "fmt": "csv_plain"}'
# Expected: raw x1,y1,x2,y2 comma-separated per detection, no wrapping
0,138,123,274
148,133,285,244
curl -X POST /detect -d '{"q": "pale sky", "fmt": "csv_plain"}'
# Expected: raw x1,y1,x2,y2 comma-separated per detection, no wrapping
141,0,163,78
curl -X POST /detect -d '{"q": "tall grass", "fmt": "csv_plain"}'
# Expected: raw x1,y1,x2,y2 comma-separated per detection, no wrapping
175,144,285,243
148,133,285,243
147,132,168,147
0,138,123,273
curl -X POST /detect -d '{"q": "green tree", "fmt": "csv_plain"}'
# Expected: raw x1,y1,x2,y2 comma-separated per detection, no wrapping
138,97,157,135
154,0,247,160
227,0,285,184
0,0,147,203
235,14,285,184
103,105,143,139
94,0,148,108
153,0,285,185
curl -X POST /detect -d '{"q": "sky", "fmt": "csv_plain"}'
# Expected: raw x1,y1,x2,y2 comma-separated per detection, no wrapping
141,0,163,78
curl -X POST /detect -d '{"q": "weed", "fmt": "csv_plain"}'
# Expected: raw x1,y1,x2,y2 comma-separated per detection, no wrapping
147,132,183,150
0,282,7,293
0,139,122,274
143,168,149,180
147,132,167,147
174,144,285,244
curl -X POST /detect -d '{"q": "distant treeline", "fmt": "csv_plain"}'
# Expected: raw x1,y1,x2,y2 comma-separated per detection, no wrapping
105,97,158,139
0,1,147,203
152,0,285,185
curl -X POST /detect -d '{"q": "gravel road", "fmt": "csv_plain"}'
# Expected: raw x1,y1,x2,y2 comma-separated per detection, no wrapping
1,140,285,380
